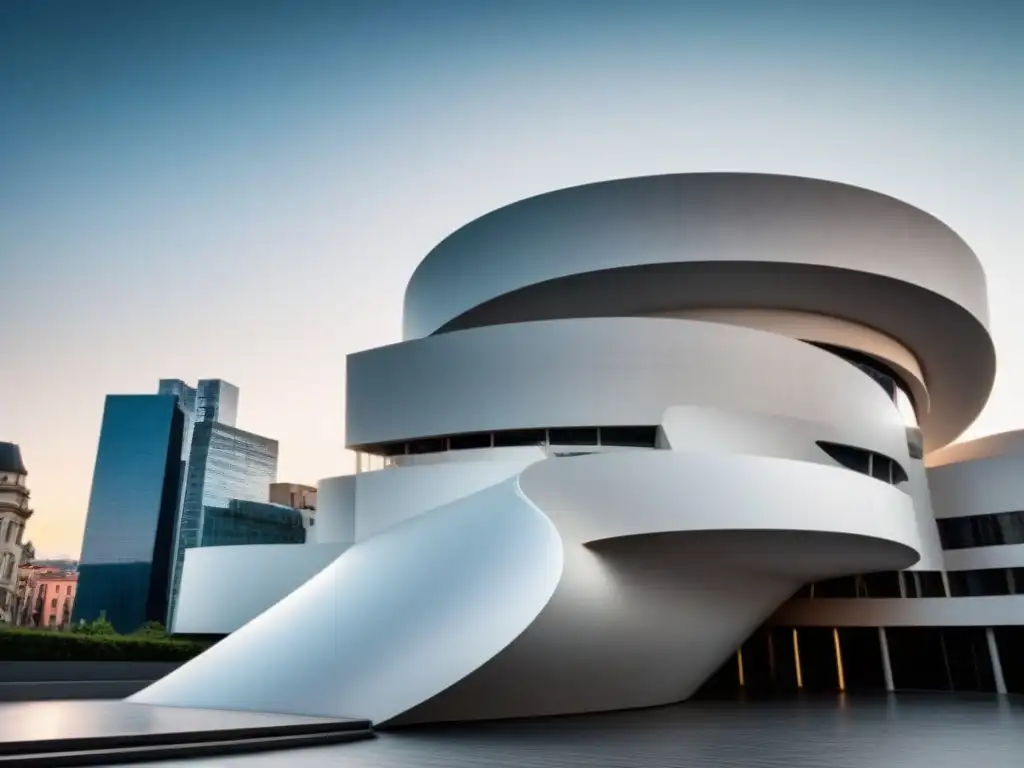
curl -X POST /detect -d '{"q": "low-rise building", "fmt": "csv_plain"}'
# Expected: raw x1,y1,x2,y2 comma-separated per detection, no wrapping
14,565,77,629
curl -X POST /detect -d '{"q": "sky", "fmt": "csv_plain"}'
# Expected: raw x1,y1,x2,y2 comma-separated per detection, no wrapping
2,0,1022,559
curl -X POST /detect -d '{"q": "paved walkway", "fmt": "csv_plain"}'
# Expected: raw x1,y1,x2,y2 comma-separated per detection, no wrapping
156,693,1024,767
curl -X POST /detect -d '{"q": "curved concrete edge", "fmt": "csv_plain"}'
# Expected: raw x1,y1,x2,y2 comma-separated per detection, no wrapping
392,451,919,724
346,316,912,451
403,174,988,342
128,478,564,724
130,447,919,726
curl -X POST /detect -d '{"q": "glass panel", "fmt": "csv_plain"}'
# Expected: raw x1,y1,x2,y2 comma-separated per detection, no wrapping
871,455,891,482
947,568,1011,597
859,571,902,598
493,429,547,447
548,427,598,446
599,426,658,447
938,511,1024,550
407,437,446,454
449,433,492,451
917,571,947,597
813,576,858,598
817,442,871,475
902,571,919,598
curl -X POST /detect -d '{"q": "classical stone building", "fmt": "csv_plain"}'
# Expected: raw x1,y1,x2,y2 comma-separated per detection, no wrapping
0,443,32,624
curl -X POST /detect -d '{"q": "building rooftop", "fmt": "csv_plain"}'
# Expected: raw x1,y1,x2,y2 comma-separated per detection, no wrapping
0,442,27,475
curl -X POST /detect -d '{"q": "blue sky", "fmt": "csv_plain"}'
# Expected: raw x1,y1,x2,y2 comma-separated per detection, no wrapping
2,0,1022,557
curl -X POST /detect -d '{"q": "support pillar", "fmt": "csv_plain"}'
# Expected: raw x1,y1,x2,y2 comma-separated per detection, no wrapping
793,628,804,689
986,627,1008,695
878,627,895,692
833,628,846,691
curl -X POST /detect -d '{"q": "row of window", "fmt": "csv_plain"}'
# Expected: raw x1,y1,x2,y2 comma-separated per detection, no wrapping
937,511,1024,550
1,518,25,546
796,567,1024,599
797,570,946,599
368,426,660,457
816,441,909,485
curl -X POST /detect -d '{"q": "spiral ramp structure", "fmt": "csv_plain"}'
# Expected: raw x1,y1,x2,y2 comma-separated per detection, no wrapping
130,173,993,725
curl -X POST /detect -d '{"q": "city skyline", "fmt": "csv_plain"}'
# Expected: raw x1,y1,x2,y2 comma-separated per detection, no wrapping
4,0,1024,558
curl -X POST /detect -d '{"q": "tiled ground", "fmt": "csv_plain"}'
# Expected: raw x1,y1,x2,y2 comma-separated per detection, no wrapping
154,693,1024,768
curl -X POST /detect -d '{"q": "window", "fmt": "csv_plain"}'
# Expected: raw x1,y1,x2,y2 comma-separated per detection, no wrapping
947,569,1011,597
871,455,892,482
50,598,57,608
816,442,907,485
813,576,857,598
548,427,598,446
858,571,902,598
407,437,447,454
493,429,546,448
817,441,870,474
599,426,658,447
906,428,925,460
938,511,1024,550
56,585,61,594
903,571,947,598
448,433,492,451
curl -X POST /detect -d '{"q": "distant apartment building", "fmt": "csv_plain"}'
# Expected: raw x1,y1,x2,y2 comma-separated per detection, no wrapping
269,482,317,532
166,420,278,627
16,565,77,629
72,395,186,633
0,443,32,624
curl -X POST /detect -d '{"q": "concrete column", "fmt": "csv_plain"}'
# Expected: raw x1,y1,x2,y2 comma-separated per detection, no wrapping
986,627,1008,695
878,627,895,691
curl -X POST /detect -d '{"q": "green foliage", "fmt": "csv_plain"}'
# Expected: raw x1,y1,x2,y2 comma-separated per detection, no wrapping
71,612,116,636
132,621,167,638
0,626,209,662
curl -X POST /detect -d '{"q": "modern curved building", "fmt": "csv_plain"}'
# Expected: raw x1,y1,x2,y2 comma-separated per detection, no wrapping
131,173,1024,724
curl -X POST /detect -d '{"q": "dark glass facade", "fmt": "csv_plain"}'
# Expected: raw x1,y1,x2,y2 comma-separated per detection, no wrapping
937,511,1024,550
796,570,948,599
697,625,1005,698
365,425,660,456
167,421,278,626
815,441,908,485
200,501,305,547
72,395,185,634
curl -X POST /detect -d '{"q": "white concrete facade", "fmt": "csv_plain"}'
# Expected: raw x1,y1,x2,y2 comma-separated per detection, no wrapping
133,173,1021,721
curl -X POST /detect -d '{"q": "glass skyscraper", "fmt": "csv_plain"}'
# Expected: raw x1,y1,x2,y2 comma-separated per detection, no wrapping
156,379,197,522
72,395,185,633
167,420,278,627
200,500,305,547
195,379,238,427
